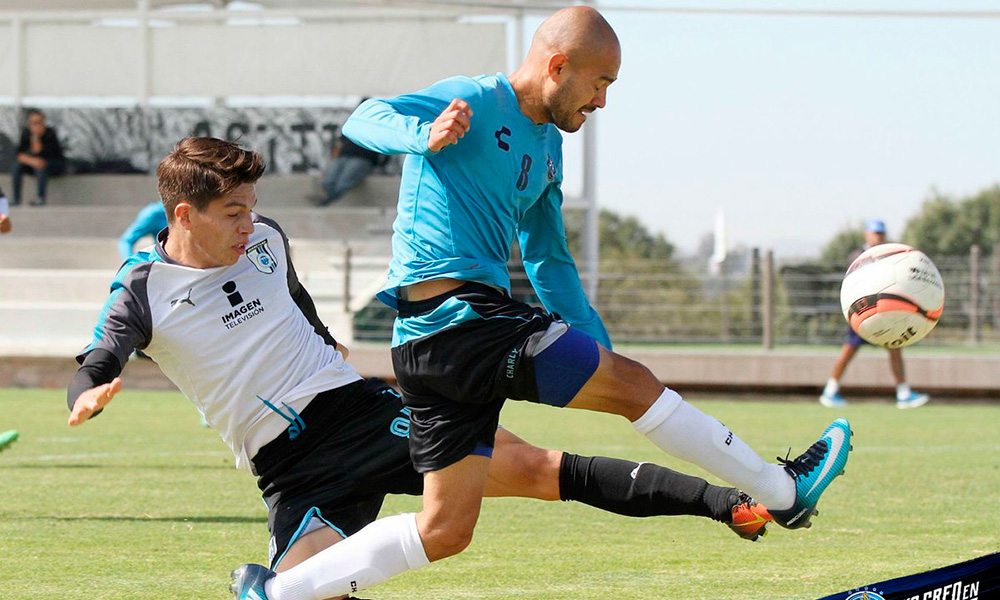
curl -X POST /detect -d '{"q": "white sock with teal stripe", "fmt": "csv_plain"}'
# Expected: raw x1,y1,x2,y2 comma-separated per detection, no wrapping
632,388,796,511
266,512,429,600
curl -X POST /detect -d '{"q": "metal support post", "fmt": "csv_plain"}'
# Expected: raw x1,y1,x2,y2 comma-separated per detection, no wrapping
763,249,774,350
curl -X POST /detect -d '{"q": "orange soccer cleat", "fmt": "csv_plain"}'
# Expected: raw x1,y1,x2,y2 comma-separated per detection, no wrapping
728,492,773,542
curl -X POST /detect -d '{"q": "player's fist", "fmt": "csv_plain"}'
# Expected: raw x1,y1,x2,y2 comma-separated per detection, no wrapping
427,98,473,153
68,377,122,426
0,214,11,234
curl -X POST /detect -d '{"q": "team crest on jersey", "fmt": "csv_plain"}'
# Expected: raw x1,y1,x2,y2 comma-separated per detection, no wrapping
546,154,556,182
845,590,885,600
246,239,277,274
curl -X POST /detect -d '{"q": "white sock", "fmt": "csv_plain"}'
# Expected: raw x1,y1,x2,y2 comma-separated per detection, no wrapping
896,383,911,401
266,513,429,600
632,388,796,511
823,378,840,397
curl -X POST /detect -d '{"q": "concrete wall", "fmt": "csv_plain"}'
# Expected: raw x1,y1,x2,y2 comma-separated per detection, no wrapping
0,18,506,99
5,346,998,398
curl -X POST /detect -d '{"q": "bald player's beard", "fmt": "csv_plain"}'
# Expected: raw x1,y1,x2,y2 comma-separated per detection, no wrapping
546,85,587,133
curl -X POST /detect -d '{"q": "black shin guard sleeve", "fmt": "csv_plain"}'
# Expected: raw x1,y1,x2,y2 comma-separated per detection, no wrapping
559,453,736,522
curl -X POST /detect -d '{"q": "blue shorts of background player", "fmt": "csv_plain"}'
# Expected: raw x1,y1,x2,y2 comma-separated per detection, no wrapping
844,326,871,348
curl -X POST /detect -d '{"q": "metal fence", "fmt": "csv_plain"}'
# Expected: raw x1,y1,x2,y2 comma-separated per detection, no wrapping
351,246,1000,346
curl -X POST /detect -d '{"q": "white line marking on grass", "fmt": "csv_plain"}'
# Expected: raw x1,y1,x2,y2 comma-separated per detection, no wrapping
36,450,228,461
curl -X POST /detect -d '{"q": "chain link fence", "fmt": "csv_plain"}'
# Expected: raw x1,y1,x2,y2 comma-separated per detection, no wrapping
352,246,1000,346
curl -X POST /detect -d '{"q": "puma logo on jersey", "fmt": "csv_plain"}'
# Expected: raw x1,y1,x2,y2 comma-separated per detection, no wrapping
170,288,195,307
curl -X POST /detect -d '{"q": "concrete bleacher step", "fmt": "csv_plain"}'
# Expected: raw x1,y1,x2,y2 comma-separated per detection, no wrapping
0,237,388,272
0,299,359,357
1,205,396,241
0,260,388,356
0,269,114,302
0,238,124,270
0,266,389,304
0,302,102,356
0,173,400,209
300,263,389,313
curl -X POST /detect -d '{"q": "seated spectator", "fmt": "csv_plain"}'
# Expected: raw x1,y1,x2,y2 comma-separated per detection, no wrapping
313,99,389,206
118,201,167,260
12,109,66,207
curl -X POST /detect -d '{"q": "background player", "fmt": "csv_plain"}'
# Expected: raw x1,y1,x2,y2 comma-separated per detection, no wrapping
66,137,771,600
118,200,168,260
819,219,930,409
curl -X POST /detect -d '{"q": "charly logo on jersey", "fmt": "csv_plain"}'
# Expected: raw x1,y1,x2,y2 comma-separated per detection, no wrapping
220,280,264,330
245,239,277,274
546,154,556,182
494,126,511,151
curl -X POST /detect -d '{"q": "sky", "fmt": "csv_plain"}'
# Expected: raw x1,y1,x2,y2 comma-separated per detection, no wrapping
542,0,1000,258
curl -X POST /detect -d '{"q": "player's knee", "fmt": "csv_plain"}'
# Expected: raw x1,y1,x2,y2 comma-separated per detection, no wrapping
606,355,661,400
422,520,476,559
518,446,563,500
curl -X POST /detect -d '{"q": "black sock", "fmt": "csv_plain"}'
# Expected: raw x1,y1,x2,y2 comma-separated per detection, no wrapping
559,453,738,523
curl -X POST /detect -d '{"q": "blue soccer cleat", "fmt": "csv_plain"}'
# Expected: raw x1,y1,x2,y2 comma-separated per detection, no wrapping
770,418,853,529
897,391,929,410
230,564,275,600
818,391,847,408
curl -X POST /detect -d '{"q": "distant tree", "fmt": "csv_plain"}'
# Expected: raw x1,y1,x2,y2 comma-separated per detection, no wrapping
818,225,865,269
565,209,675,261
903,185,1000,257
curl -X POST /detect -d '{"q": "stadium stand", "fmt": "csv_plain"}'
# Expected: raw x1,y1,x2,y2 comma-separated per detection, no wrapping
0,172,396,356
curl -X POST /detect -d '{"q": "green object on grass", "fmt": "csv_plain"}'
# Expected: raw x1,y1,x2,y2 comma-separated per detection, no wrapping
0,429,18,452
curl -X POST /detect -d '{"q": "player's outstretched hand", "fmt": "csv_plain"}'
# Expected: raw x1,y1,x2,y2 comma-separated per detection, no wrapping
428,98,473,153
68,377,122,426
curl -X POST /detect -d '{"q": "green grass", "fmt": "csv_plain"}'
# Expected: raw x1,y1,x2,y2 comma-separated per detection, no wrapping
1,388,997,599
613,342,1000,355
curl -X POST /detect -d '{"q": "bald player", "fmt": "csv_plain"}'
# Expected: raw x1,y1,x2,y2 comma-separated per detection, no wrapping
232,8,853,599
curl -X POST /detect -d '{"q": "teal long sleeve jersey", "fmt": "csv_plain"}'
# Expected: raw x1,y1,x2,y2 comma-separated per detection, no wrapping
118,201,168,260
343,73,610,349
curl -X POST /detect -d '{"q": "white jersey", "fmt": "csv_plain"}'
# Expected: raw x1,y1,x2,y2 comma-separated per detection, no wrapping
80,214,362,471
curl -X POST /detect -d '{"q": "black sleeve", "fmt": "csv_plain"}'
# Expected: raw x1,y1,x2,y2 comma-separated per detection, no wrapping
77,260,154,368
290,276,339,348
252,213,338,348
67,259,153,417
16,129,28,153
46,129,64,160
67,348,122,416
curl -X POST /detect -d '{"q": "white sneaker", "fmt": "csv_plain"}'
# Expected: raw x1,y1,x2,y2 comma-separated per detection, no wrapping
896,391,930,409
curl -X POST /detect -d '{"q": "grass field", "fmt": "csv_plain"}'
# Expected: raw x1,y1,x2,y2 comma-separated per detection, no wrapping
1,388,997,600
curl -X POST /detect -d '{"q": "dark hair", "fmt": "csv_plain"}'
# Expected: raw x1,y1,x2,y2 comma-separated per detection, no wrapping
156,137,265,221
25,109,44,121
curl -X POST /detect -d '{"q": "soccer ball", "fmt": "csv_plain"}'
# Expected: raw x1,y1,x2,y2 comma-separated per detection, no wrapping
840,243,945,348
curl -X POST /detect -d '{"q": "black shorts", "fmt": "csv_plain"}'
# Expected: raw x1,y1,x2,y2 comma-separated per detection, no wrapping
391,282,599,473
251,378,423,569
